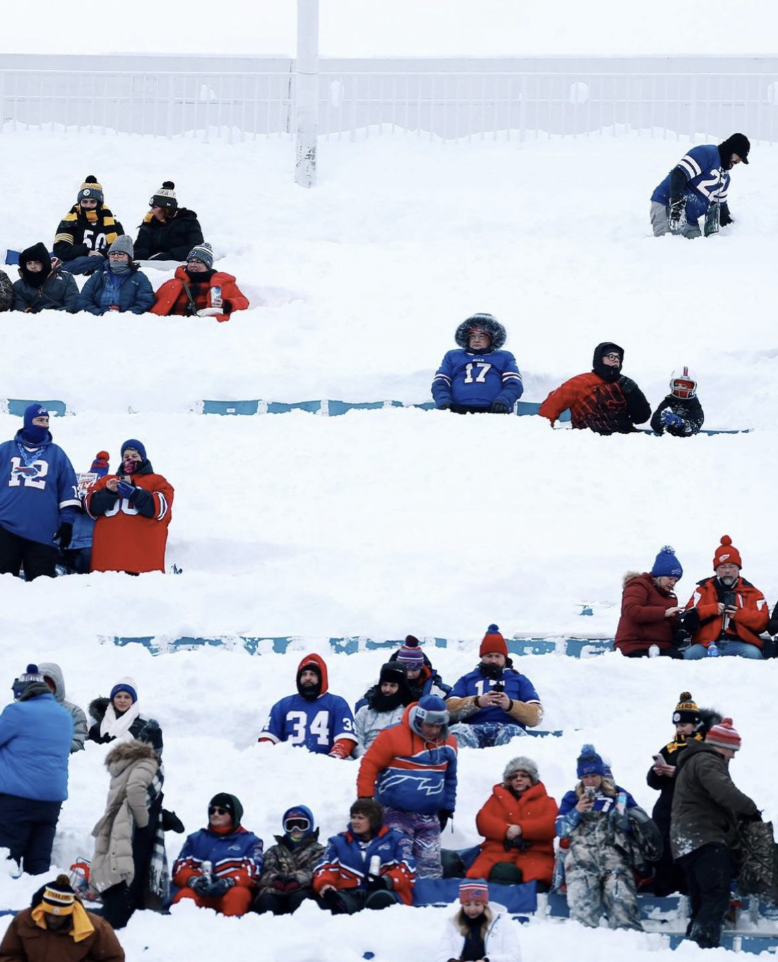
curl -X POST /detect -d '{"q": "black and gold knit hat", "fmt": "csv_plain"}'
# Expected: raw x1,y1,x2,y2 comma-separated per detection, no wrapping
672,691,700,725
77,175,104,204
40,875,76,916
150,180,178,211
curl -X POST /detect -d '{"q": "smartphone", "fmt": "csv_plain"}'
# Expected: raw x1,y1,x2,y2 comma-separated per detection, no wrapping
493,681,505,693
652,755,663,762
584,786,596,798
722,589,736,608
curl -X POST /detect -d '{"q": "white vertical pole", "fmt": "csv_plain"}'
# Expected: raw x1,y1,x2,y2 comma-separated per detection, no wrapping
295,0,319,188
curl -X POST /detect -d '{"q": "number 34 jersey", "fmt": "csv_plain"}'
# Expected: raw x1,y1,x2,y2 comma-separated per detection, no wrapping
260,692,357,754
651,144,731,222
431,348,523,410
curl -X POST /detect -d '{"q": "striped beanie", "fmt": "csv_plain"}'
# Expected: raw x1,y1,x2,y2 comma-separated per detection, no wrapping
77,175,104,204
672,691,700,725
186,242,214,269
479,624,507,658
706,717,742,752
150,180,178,210
396,635,425,669
459,880,488,903
40,875,77,916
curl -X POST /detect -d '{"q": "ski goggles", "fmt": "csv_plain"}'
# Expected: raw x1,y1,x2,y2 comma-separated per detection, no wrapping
284,817,311,833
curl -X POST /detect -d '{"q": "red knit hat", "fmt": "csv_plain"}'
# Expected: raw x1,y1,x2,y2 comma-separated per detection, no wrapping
459,880,488,903
706,717,742,752
713,535,742,569
479,624,507,658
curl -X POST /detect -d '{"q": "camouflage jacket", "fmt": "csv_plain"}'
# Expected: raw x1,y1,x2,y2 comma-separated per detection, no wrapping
256,833,325,894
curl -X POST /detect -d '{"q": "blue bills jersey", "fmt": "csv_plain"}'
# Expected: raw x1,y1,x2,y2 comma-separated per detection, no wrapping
651,144,731,222
260,692,356,753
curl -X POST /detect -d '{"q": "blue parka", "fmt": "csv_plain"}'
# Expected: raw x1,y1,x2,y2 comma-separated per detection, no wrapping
77,264,155,315
0,692,73,801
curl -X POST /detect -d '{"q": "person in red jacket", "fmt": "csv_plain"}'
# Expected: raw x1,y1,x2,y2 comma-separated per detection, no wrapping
539,341,651,435
682,535,769,659
466,756,557,889
614,546,685,658
86,439,173,574
150,242,249,322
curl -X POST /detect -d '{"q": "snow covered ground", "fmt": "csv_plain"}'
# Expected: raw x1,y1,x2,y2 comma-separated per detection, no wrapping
1,120,777,958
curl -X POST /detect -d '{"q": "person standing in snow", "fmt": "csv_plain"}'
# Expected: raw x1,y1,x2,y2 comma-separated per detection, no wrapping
52,174,124,274
133,181,204,263
682,535,768,659
650,133,750,238
539,342,651,435
313,799,416,913
12,242,79,313
614,546,685,658
172,793,263,917
258,654,357,758
357,695,457,879
434,879,523,962
76,236,155,316
555,745,644,931
253,806,324,915
431,313,524,413
87,678,163,754
353,662,414,757
446,625,543,748
0,665,73,875
61,451,110,575
466,756,557,889
150,242,250,322
0,403,80,581
650,368,705,436
671,718,760,949
86,439,174,575
37,663,88,753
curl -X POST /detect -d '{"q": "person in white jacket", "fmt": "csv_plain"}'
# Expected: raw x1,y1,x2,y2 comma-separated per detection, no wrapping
435,879,522,962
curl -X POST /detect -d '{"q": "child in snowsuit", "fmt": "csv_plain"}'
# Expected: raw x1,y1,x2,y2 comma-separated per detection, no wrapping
253,805,324,915
650,368,705,436
61,451,110,575
555,745,643,931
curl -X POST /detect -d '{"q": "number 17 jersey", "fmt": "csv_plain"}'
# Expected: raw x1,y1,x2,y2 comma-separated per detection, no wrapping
431,348,523,409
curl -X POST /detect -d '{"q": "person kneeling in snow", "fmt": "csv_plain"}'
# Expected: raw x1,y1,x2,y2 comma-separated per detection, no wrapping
313,799,415,914
86,440,174,575
650,368,705,436
150,242,249,322
76,236,155,315
258,654,357,758
431,313,523,414
353,662,414,757
434,879,523,962
446,625,543,748
172,793,263,917
253,805,324,915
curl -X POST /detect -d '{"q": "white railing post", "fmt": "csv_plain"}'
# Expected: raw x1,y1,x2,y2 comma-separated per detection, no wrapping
295,0,319,187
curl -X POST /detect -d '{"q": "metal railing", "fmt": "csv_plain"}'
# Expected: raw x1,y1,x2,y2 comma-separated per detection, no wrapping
2,65,777,143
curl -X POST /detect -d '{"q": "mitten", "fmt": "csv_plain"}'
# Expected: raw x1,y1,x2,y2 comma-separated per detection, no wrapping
720,204,734,227
668,197,687,233
188,875,211,896
489,399,511,413
618,376,638,395
55,522,73,549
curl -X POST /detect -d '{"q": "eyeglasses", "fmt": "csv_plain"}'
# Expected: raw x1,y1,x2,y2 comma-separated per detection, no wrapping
209,806,229,816
603,353,621,361
284,818,310,832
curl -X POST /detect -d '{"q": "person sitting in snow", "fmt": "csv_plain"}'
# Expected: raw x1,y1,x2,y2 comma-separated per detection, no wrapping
614,546,685,658
650,367,705,436
150,242,250,322
434,879,523,962
258,654,357,758
0,269,13,312
431,313,524,414
133,180,204,264
357,694,457,879
86,439,174,575
172,793,263,917
386,635,452,703
12,242,78,313
76,236,155,316
87,677,163,754
313,798,415,913
253,805,324,916
353,662,414,757
539,342,651,435
52,174,124,275
446,625,543,748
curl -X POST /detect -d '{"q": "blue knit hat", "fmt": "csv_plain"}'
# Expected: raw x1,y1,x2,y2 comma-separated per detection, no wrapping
110,677,138,704
121,439,146,461
577,743,606,778
651,545,683,579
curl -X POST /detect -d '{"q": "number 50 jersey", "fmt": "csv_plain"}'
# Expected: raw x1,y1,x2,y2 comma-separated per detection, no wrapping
431,348,523,410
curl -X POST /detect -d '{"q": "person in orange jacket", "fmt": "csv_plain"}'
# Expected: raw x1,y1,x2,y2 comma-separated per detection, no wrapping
150,242,249,322
682,535,769,659
539,341,650,435
467,756,558,889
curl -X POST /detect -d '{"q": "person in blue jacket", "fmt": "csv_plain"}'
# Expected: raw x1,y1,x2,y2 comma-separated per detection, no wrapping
61,450,110,575
77,235,155,316
447,625,543,748
0,404,80,580
650,133,750,238
432,313,523,413
0,665,73,875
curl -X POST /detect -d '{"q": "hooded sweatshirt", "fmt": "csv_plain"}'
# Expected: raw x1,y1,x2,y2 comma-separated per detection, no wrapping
39,662,88,753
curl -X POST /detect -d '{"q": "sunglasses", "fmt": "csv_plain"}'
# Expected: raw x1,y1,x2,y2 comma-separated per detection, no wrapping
284,818,310,832
209,806,229,816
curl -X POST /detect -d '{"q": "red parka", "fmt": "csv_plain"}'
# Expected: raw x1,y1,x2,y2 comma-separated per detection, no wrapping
466,780,557,885
684,576,769,650
615,571,680,655
151,266,249,323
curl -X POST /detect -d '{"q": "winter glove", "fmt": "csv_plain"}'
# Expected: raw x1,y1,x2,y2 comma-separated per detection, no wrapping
618,376,638,396
271,877,287,892
489,399,511,414
55,522,73,549
504,836,531,852
366,873,393,892
660,409,685,429
668,197,687,233
283,878,302,893
438,809,455,831
436,402,452,411
720,205,734,227
321,888,348,913
188,875,211,896
196,308,223,317
116,480,135,500
207,877,236,898
328,741,352,759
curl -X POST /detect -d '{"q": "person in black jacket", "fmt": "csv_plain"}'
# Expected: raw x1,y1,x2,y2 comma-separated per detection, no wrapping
12,243,79,314
651,368,705,436
87,678,163,754
52,175,124,275
133,181,204,263
0,269,13,312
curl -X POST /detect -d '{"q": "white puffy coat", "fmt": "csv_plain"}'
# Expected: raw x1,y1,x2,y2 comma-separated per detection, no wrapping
434,907,522,962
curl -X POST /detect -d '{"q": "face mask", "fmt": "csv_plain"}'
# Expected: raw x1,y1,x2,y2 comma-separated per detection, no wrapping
110,260,131,275
122,458,141,474
22,425,48,446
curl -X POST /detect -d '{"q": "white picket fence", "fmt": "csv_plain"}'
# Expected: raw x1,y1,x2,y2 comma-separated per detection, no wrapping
2,59,778,143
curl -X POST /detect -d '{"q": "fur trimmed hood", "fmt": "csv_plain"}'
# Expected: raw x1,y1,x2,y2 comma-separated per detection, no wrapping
454,313,507,350
105,739,159,769
622,570,646,588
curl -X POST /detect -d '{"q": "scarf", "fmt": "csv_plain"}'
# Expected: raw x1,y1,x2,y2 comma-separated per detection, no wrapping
100,702,141,742
31,901,95,943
